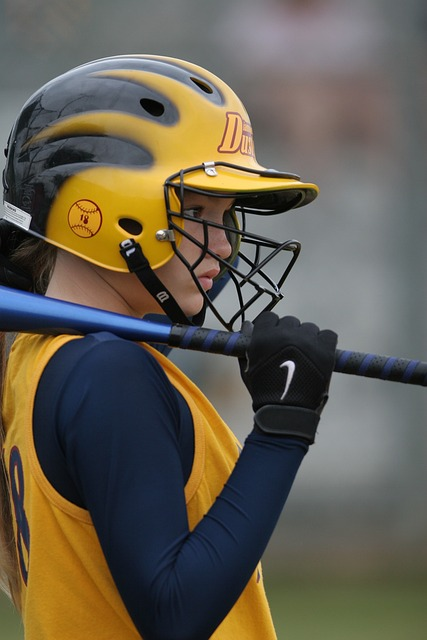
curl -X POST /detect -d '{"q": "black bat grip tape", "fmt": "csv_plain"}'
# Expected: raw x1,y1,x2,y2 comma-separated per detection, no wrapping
335,349,427,386
169,326,427,386
169,325,249,356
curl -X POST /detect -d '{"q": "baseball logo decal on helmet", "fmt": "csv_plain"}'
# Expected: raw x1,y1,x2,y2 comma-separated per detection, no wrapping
68,200,102,238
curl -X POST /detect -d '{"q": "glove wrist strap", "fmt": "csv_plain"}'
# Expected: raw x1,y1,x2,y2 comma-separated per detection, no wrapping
254,405,320,444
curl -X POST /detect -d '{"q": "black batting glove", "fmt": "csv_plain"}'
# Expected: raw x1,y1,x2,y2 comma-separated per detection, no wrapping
239,313,338,443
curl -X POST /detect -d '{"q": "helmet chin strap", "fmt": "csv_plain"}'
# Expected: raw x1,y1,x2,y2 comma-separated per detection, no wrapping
119,238,205,326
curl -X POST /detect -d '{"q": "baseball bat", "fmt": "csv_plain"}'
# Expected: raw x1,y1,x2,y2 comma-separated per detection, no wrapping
0,285,426,386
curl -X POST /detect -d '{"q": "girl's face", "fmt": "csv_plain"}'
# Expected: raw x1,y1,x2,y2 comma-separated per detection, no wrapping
99,192,235,319
155,192,235,318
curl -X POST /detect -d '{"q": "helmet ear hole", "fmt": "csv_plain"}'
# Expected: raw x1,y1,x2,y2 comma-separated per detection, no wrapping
140,98,165,117
118,218,143,235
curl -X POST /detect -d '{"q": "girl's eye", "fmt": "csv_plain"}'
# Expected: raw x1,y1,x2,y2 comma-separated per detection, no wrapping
183,207,202,219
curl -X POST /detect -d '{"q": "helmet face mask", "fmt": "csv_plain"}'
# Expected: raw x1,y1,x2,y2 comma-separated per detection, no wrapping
2,54,318,328
164,167,302,330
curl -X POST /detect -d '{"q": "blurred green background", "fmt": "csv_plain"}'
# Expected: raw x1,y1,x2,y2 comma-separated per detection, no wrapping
1,0,426,637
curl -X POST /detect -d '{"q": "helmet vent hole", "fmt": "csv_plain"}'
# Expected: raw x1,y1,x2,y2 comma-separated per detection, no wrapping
119,218,143,236
140,98,165,117
190,77,214,94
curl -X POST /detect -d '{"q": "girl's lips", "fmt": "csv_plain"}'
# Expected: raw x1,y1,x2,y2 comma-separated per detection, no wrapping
197,268,220,291
198,275,214,291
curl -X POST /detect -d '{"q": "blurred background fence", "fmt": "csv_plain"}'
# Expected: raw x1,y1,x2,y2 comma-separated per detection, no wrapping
1,0,426,637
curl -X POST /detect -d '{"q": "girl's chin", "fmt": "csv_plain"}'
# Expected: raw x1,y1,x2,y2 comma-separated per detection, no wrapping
179,292,205,319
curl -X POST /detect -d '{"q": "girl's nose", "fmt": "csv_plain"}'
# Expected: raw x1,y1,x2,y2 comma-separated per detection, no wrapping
209,224,232,260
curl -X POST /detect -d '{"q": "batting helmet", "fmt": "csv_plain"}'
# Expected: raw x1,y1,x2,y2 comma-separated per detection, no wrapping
2,55,318,328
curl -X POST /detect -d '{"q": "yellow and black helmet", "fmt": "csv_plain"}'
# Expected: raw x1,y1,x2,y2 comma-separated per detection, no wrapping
2,54,319,328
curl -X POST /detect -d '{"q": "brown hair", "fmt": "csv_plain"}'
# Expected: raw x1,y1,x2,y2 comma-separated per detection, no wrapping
0,237,56,609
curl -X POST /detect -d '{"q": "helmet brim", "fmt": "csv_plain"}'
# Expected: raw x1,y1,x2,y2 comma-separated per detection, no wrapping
167,163,319,214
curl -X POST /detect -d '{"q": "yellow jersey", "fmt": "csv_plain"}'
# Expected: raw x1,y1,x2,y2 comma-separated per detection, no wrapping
2,333,277,639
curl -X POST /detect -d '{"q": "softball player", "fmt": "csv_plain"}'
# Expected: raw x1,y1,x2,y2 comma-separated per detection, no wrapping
0,55,337,639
